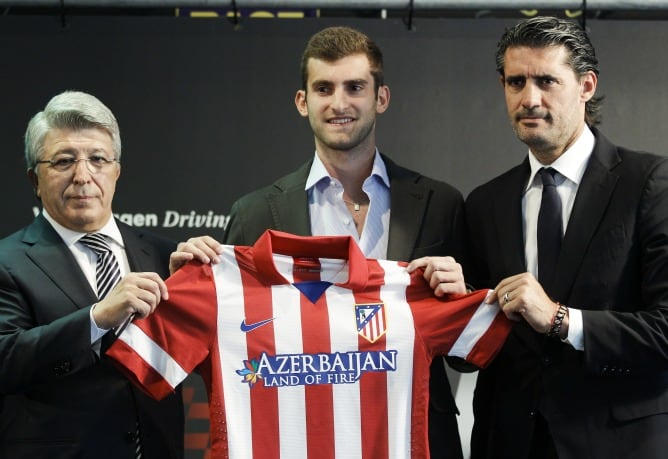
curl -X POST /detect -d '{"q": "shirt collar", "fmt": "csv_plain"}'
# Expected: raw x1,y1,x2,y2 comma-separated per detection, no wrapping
42,209,124,249
305,149,390,191
525,125,595,192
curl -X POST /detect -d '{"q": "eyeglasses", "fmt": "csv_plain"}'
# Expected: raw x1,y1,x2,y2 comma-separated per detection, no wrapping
35,155,120,173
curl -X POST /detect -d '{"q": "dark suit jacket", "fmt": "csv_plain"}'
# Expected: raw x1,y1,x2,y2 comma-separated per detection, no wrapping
223,153,468,459
465,128,668,459
0,215,184,459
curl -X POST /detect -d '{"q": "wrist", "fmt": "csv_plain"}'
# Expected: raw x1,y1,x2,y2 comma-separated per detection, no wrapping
546,302,568,339
559,309,569,340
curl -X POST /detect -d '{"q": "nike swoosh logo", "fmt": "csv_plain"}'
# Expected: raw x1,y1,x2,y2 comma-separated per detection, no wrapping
240,317,275,333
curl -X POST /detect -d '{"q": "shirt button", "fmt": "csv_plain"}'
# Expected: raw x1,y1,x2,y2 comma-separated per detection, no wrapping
343,218,351,225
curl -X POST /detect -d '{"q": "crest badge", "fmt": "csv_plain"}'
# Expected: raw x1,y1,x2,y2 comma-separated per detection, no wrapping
355,303,387,343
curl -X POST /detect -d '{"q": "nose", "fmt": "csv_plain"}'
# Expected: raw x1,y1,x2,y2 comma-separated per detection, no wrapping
72,158,92,183
520,82,541,110
330,87,349,112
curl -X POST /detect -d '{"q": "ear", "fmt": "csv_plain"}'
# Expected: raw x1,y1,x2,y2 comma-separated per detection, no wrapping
499,75,506,88
580,70,598,102
27,168,40,199
376,85,390,114
295,90,308,118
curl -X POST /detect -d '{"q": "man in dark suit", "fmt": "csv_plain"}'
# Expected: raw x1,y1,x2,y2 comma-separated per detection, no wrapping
172,26,469,459
463,16,668,459
0,91,184,459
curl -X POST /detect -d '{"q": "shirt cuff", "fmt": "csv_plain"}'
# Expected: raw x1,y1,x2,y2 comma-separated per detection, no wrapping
565,307,584,350
89,303,110,345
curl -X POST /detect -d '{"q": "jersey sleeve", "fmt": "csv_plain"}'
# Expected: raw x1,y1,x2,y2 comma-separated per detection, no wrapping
106,262,218,400
406,273,512,369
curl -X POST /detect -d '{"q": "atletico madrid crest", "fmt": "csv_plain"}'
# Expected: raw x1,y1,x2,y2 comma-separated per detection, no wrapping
355,303,387,343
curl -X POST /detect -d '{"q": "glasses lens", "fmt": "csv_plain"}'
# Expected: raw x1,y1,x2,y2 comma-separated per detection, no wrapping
86,158,104,172
52,158,77,172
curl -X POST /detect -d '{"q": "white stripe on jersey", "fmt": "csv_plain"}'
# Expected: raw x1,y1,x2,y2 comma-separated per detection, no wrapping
377,260,415,459
216,246,254,459
449,289,498,359
118,323,188,389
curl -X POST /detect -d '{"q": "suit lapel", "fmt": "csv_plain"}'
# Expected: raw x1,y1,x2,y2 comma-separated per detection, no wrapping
385,159,426,262
267,161,312,236
24,215,98,307
119,223,156,272
493,160,531,275
554,133,620,300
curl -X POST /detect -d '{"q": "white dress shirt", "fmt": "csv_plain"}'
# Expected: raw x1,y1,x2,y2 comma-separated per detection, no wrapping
306,150,391,260
522,126,595,350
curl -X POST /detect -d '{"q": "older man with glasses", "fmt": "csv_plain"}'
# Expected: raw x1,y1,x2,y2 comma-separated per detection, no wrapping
0,90,184,459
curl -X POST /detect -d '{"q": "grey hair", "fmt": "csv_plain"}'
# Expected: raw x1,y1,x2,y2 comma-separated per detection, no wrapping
495,16,604,126
25,90,121,170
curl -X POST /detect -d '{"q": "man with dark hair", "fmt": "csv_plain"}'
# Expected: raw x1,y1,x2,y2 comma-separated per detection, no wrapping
418,16,668,458
173,26,471,459
0,91,184,459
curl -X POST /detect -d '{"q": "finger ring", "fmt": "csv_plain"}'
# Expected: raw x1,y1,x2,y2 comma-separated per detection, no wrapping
503,292,510,304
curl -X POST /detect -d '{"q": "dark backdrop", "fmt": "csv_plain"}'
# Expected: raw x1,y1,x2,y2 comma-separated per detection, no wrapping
1,15,667,459
3,16,667,243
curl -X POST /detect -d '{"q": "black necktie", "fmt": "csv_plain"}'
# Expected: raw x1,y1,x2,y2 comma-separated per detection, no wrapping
79,233,121,299
537,168,562,290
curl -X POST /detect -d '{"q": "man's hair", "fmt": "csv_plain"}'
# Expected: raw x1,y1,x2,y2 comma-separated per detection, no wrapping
496,16,603,126
300,26,384,94
25,90,121,170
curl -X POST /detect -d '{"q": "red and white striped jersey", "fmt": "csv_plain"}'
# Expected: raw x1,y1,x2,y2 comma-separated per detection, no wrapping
107,230,511,459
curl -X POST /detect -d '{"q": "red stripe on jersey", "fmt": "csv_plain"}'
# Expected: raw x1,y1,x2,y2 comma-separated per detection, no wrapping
404,272,490,362
466,313,513,368
107,338,176,399
237,247,281,459
293,258,336,459
354,259,389,459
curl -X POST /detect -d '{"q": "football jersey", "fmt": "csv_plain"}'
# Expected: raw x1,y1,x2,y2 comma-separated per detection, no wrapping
107,230,511,459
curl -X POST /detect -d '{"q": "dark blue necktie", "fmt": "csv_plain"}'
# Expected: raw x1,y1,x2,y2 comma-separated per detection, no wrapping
537,168,562,290
79,233,121,299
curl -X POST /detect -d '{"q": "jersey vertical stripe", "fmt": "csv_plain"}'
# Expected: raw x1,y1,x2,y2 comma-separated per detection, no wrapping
292,256,334,459
355,259,389,459
376,260,416,459
217,246,254,458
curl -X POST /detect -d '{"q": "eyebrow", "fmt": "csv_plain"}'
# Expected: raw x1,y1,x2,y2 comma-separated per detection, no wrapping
52,147,108,156
310,78,369,88
343,79,368,86
506,73,557,80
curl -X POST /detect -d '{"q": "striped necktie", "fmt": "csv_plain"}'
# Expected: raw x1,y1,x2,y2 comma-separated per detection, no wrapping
79,233,121,299
79,233,142,457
